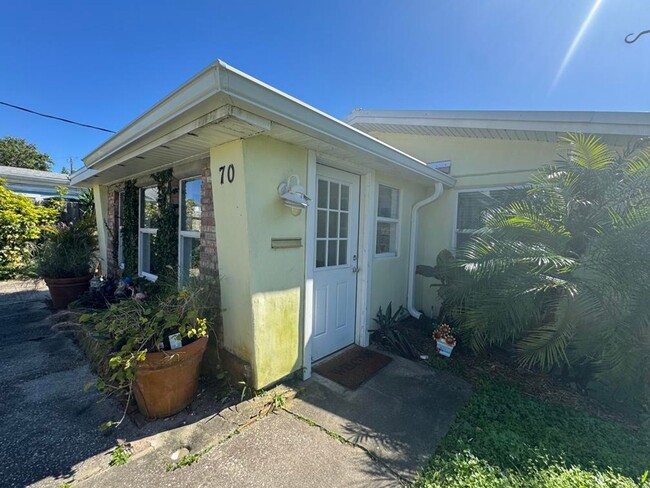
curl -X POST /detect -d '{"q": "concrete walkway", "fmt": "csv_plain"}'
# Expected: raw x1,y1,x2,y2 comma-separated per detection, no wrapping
291,352,472,481
1,281,471,487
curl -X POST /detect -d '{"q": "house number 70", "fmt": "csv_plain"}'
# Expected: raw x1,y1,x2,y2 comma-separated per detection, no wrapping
218,164,235,184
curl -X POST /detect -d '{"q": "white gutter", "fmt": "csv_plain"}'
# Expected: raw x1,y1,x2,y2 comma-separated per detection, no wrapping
407,182,444,319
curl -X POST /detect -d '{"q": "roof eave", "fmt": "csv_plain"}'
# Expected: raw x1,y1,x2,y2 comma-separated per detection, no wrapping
81,61,455,187
345,109,650,138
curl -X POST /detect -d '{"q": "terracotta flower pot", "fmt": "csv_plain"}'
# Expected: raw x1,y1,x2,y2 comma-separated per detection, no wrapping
44,274,92,309
132,336,208,419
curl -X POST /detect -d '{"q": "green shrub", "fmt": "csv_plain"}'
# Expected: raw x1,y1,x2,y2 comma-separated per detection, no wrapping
35,219,97,278
444,134,650,406
79,285,211,429
0,178,58,278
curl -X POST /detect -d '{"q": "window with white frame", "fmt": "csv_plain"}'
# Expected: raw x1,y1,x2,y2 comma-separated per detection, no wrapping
455,188,524,249
179,178,202,284
375,184,400,256
139,187,160,279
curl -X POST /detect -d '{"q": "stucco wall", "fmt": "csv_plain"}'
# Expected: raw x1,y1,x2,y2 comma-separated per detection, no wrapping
368,132,559,316
210,140,255,369
369,173,428,324
211,137,307,389
243,136,307,388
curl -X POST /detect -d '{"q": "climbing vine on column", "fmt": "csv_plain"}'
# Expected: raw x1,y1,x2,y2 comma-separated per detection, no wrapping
151,168,178,278
122,180,139,277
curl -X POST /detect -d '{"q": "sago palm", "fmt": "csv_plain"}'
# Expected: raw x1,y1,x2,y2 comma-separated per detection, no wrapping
447,133,650,403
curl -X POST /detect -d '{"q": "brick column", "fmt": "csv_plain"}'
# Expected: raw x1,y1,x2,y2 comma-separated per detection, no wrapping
105,186,121,277
199,165,218,279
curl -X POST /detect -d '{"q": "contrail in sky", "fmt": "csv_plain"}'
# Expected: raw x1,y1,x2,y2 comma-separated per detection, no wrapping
551,0,604,90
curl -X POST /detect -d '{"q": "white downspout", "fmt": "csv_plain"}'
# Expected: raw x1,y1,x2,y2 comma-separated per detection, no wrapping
408,182,444,319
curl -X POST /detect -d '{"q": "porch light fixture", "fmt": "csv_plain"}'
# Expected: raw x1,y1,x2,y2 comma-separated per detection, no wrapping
277,174,310,215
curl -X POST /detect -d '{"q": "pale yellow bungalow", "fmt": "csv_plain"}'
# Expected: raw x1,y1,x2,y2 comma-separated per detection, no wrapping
72,60,650,389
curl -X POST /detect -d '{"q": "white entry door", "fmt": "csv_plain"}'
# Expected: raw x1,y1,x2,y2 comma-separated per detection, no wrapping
312,165,360,361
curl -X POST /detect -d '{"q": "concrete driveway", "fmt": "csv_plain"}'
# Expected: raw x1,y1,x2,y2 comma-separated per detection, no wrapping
1,281,471,487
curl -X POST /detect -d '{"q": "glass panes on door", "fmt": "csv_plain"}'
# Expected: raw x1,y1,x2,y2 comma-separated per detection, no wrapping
316,178,350,268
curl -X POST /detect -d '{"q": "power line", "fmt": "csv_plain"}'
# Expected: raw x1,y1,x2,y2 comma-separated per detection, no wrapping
0,100,116,134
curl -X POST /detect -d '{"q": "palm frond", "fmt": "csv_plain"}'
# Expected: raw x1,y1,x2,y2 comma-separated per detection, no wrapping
560,133,615,170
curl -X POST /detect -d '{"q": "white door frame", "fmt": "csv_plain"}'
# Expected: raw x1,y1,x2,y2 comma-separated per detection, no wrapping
302,151,374,379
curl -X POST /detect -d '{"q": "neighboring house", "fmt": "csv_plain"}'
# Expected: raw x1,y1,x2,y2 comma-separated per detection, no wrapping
0,165,83,202
344,110,650,316
71,60,650,389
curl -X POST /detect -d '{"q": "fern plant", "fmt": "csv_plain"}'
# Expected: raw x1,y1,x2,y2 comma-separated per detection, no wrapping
445,133,650,405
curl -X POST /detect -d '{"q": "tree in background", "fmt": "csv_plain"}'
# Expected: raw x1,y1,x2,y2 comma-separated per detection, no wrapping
0,178,58,278
445,134,650,407
0,136,52,171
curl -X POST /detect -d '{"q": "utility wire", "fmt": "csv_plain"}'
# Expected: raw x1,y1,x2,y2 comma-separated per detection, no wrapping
0,100,116,133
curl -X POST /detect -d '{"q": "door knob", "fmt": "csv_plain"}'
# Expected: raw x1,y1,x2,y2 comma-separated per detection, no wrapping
352,266,360,273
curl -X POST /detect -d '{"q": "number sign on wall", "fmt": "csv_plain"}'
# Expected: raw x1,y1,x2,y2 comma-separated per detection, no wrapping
218,164,235,185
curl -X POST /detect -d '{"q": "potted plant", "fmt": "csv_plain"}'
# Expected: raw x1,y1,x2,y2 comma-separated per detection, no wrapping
81,288,210,422
433,323,456,357
36,221,97,309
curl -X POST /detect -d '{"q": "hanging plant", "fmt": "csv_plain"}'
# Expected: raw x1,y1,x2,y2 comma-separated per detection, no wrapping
122,180,139,277
151,169,178,278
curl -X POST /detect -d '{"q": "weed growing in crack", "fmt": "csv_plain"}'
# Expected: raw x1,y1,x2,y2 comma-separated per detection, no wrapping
109,443,132,466
166,447,212,472
270,391,287,412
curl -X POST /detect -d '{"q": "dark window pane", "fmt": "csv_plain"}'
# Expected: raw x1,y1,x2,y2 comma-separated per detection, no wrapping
339,212,348,238
329,182,339,210
327,240,338,266
456,232,473,250
457,189,523,231
317,210,327,238
377,185,398,219
316,240,326,268
456,192,491,230
141,233,158,275
340,185,349,211
317,179,328,208
376,221,397,254
328,211,339,238
338,240,347,265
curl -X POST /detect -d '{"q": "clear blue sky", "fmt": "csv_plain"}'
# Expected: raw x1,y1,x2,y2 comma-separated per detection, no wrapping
1,0,648,173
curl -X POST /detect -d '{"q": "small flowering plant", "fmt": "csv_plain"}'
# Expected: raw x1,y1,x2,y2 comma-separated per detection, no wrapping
433,323,456,347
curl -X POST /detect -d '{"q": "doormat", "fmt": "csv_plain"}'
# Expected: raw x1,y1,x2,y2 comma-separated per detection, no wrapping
313,346,392,390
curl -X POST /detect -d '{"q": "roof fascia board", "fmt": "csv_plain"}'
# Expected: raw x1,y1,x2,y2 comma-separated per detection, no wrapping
83,60,454,187
346,110,650,137
70,167,98,186
217,62,455,186
84,63,223,166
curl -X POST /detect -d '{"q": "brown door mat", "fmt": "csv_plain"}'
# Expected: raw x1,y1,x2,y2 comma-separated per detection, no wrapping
313,345,392,390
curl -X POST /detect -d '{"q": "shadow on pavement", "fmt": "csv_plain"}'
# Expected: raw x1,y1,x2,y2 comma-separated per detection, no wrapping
0,283,238,488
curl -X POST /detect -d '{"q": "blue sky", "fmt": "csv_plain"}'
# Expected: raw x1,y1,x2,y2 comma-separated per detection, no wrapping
1,0,648,173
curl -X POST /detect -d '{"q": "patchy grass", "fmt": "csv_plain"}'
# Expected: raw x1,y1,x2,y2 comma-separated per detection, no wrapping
415,382,650,487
